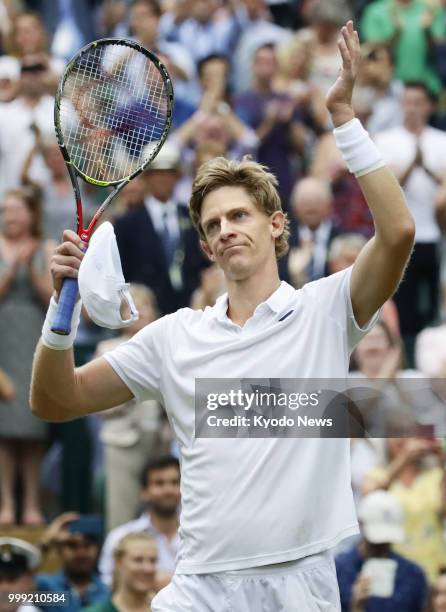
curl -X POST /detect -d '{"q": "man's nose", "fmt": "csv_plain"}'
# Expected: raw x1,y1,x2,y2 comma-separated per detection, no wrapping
220,218,236,238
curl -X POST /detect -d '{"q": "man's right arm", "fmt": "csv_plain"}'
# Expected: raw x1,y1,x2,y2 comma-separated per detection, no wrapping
30,230,133,422
31,345,133,421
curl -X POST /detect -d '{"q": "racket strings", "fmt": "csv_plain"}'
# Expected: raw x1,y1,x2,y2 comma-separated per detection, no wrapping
60,43,169,183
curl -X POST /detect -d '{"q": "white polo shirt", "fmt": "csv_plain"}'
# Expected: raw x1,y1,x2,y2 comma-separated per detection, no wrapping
104,266,378,574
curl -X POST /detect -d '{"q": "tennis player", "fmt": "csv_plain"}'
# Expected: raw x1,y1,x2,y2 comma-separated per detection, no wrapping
31,22,415,611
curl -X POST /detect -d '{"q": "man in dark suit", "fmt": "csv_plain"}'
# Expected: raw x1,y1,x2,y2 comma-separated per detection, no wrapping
114,141,207,314
279,177,342,287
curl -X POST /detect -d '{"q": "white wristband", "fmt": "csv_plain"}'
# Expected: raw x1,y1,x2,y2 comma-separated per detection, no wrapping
333,118,385,178
41,296,82,350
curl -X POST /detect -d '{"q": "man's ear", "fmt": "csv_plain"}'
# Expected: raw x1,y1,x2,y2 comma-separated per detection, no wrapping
200,239,215,262
270,211,285,238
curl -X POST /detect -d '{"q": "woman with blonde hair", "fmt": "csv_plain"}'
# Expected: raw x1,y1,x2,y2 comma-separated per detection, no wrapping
84,532,158,612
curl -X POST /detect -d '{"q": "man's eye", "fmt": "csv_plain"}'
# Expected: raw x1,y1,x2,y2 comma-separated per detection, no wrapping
206,222,218,233
235,211,246,219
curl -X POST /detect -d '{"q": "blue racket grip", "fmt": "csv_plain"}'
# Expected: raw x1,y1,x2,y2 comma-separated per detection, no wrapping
51,277,79,335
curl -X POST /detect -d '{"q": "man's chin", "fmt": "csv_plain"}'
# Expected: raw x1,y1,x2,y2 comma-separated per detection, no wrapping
218,251,248,272
223,262,251,281
151,504,178,518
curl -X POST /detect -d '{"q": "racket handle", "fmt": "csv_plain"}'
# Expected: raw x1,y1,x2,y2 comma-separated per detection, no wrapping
51,277,79,335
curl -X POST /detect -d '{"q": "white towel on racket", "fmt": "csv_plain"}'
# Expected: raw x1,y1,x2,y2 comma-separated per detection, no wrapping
78,221,139,329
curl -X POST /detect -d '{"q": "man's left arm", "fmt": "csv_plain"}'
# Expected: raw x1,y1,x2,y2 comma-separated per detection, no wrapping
327,21,415,329
350,167,415,327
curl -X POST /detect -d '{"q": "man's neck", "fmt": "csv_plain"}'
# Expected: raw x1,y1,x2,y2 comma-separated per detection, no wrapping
196,16,212,26
308,219,329,232
404,121,426,137
254,80,272,95
65,571,93,592
21,95,42,108
360,362,381,379
358,540,391,559
146,194,171,206
149,511,178,538
139,35,156,50
226,261,281,327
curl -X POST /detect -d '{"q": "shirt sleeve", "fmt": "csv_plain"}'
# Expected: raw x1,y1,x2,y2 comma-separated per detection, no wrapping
303,266,380,353
102,315,172,403
343,266,380,351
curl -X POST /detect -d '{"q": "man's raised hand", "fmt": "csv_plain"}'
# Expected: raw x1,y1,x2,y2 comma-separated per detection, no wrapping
50,230,86,300
326,20,361,127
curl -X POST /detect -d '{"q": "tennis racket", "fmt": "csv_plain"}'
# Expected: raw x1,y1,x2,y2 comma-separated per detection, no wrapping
52,38,174,335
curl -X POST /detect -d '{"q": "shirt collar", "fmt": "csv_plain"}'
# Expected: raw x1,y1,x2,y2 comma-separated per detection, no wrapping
300,220,331,241
213,281,296,323
145,195,176,215
138,513,153,528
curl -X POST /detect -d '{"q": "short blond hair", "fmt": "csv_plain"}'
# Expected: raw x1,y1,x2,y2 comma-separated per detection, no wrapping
189,156,289,259
111,532,157,593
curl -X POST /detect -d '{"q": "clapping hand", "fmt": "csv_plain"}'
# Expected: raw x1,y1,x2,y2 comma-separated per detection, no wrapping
11,240,38,268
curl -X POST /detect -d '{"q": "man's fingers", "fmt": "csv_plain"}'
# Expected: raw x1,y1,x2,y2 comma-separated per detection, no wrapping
55,241,85,259
341,21,360,65
55,512,80,527
62,229,87,250
51,264,79,279
338,36,351,69
341,25,355,58
62,228,80,243
52,255,82,270
345,20,356,42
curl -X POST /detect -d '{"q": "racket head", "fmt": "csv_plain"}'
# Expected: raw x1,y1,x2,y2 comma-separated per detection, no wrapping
54,38,174,188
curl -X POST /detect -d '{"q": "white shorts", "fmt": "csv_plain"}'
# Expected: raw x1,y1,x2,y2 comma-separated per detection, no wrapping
151,552,341,612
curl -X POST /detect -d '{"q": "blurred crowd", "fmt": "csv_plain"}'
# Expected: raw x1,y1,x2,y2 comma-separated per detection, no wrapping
0,0,446,610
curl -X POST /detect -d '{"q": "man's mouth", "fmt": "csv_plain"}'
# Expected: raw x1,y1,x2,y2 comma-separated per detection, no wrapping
222,244,244,255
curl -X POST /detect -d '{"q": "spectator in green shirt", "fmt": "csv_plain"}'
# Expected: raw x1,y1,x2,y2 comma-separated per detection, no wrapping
361,0,446,94
82,532,158,612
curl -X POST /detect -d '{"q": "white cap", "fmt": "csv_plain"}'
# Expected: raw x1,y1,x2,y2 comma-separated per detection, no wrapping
0,56,20,80
145,140,181,171
358,491,405,544
0,537,41,571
